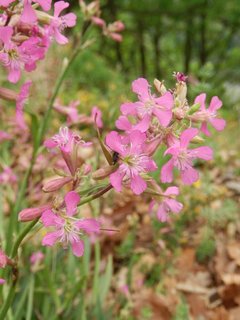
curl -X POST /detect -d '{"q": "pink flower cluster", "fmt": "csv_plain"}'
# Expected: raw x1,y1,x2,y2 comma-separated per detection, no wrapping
0,0,76,83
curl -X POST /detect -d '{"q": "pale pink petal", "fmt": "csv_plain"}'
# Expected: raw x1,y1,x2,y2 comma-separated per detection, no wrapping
156,204,168,222
192,146,213,160
153,108,172,127
21,1,37,24
128,130,146,149
42,230,62,246
41,210,64,227
109,170,124,192
0,279,5,285
154,92,174,110
63,13,76,27
116,116,132,131
0,26,13,43
35,0,51,11
133,115,150,132
75,219,100,234
132,78,150,101
161,159,174,183
200,122,211,136
181,166,199,185
120,102,137,115
65,191,80,216
71,240,84,257
54,28,68,45
180,128,198,148
209,118,226,131
164,186,179,196
209,96,222,112
44,138,58,149
106,131,124,154
54,0,69,17
8,67,21,84
130,174,147,195
194,93,206,110
165,199,183,213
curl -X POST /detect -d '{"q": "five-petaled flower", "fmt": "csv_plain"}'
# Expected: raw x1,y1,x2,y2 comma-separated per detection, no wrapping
41,191,100,257
106,130,157,195
161,128,213,185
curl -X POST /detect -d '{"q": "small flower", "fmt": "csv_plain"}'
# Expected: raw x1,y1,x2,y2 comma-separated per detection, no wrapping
121,78,174,129
48,1,77,45
54,100,80,125
106,130,157,195
150,186,183,222
30,251,44,265
16,81,32,131
0,130,11,143
0,167,17,185
191,93,226,136
173,71,188,83
41,191,100,257
161,128,213,185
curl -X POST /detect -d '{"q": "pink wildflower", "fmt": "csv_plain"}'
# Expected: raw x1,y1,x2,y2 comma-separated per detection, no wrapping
21,0,52,24
0,279,5,285
54,100,80,125
91,16,105,28
0,249,8,268
192,93,226,136
161,128,213,185
16,81,32,131
0,167,17,185
0,0,14,7
174,71,188,83
48,1,77,45
0,130,11,143
91,106,103,128
30,251,44,265
121,78,174,129
150,186,183,222
41,191,100,257
106,130,157,195
19,204,51,221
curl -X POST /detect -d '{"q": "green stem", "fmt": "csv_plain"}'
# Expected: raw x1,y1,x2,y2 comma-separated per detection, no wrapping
79,184,113,207
0,220,38,320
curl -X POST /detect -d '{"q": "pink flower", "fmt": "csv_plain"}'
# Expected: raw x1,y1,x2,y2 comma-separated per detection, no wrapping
91,106,103,128
0,249,8,268
106,130,157,195
192,93,226,136
91,16,105,28
0,0,14,7
21,0,52,24
0,130,11,143
150,186,183,222
54,100,80,125
0,27,45,83
41,191,100,257
121,78,174,129
30,251,44,265
16,81,32,131
161,128,213,185
0,278,5,285
174,71,188,83
0,167,17,185
48,1,77,45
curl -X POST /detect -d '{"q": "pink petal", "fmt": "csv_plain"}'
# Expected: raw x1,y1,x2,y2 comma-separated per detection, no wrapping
116,116,132,131
194,93,206,110
120,102,137,115
21,1,37,24
192,146,213,161
209,96,222,112
180,128,198,148
132,78,150,101
105,131,124,154
161,159,174,183
65,191,80,216
165,199,183,213
54,0,69,17
153,108,172,127
133,115,150,132
181,166,199,185
164,186,179,196
130,174,147,195
42,230,62,246
156,204,168,222
71,240,84,257
200,122,211,136
44,138,58,149
109,170,124,192
63,13,76,27
54,28,68,45
8,67,21,84
41,209,64,227
128,130,146,148
0,279,5,285
0,26,13,44
154,91,174,110
75,219,100,234
209,118,226,131
35,0,51,11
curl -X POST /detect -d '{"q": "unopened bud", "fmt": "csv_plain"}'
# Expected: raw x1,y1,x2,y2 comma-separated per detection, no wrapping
145,136,162,156
154,79,167,95
0,87,17,101
92,165,118,180
18,205,51,222
175,82,187,102
191,135,205,144
42,176,73,193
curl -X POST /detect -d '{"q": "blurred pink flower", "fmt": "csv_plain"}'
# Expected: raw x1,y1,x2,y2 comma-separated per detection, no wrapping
16,81,32,131
30,251,44,265
0,130,11,143
91,106,103,128
0,167,17,185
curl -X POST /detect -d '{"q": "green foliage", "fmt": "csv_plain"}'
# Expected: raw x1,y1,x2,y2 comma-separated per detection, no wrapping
196,227,216,263
173,298,190,320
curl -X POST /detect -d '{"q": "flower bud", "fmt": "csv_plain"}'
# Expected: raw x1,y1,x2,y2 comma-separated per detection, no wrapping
92,165,118,180
0,87,18,101
154,79,167,95
42,176,73,193
175,82,187,103
145,136,162,156
18,205,51,222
